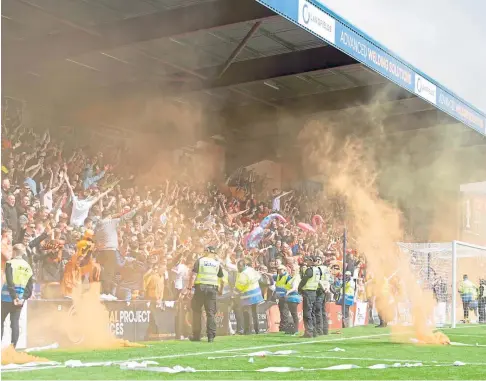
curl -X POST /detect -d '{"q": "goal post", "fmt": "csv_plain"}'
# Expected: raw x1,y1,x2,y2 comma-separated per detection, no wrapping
396,240,486,328
451,240,486,328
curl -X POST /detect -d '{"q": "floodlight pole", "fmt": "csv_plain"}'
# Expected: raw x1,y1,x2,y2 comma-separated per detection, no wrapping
451,240,457,328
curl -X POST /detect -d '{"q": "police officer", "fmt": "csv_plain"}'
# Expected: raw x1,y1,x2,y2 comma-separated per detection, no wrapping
314,257,330,336
235,260,263,335
186,246,224,342
298,256,319,338
1,244,34,348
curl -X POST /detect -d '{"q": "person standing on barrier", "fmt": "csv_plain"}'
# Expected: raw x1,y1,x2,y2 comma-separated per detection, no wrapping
235,260,263,335
298,256,319,338
274,264,291,332
186,246,223,343
1,244,33,348
284,264,302,335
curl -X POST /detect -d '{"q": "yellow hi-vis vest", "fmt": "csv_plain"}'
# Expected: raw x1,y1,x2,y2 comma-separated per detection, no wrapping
194,257,220,286
459,279,477,302
275,273,290,297
235,267,263,306
318,265,331,290
302,267,319,291
1,258,33,302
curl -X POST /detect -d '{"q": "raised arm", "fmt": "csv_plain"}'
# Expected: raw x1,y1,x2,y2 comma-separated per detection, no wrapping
63,173,76,199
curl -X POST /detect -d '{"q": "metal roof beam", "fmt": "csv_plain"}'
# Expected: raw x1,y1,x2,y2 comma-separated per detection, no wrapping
54,45,359,112
3,0,275,74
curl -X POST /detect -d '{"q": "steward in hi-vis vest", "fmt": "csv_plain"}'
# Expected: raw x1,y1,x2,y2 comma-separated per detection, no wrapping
235,260,263,335
1,244,34,348
298,256,319,338
459,274,478,323
284,264,302,335
186,246,223,343
274,265,291,332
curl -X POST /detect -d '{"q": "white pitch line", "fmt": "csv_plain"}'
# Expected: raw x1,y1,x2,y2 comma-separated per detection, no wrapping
2,333,389,373
126,333,391,362
447,333,485,337
441,325,486,330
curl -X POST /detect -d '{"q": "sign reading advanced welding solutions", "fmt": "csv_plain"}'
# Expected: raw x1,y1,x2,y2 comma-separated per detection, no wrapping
255,0,486,135
335,22,414,92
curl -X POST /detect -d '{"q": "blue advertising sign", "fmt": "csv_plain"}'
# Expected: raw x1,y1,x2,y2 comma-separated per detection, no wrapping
255,0,486,135
334,23,414,92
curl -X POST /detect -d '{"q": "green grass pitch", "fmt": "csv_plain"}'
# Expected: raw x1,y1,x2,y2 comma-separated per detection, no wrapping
3,325,486,380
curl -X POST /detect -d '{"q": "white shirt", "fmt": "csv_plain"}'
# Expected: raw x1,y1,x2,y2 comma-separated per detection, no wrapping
172,263,188,290
272,197,280,211
70,196,95,227
40,189,53,212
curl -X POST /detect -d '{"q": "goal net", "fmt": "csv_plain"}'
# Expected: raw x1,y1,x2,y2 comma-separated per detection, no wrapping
397,241,486,328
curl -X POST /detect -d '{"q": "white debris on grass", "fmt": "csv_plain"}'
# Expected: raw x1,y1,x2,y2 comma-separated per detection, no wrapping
328,347,345,352
453,361,466,366
368,364,388,369
65,360,113,368
325,364,360,370
119,361,158,369
208,349,297,360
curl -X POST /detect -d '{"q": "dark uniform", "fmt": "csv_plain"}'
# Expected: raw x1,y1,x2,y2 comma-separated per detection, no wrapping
478,279,485,324
298,258,319,338
190,249,223,342
314,263,329,336
1,254,34,348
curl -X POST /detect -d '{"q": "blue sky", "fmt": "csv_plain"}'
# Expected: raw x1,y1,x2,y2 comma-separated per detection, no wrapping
319,0,486,113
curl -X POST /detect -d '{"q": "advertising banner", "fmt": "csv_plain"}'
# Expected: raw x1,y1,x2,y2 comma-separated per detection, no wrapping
25,300,176,347
24,299,275,347
255,0,486,135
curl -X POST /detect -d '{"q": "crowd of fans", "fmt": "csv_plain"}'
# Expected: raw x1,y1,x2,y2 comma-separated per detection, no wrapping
1,103,368,308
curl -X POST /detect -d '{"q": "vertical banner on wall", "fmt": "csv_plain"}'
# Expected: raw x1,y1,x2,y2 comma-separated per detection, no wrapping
460,182,486,245
353,302,369,327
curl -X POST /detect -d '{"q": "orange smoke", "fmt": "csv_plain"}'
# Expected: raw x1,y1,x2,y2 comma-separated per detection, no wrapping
299,121,449,345
26,283,145,350
63,283,146,349
1,345,49,366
